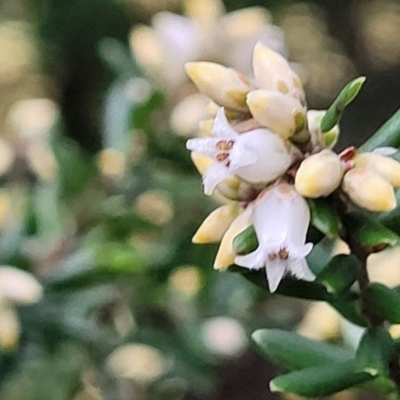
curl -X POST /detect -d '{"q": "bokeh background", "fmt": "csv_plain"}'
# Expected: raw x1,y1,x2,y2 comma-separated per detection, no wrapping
0,0,400,399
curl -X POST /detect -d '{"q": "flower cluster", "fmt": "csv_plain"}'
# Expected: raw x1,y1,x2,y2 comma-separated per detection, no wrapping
185,42,400,293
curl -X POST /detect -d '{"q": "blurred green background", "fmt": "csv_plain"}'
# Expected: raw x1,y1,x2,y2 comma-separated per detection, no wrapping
0,0,399,399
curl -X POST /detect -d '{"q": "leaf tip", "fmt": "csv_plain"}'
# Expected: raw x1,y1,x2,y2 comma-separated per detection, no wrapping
269,379,281,393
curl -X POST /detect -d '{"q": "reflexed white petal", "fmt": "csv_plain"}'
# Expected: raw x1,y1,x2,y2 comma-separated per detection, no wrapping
265,259,286,292
203,163,230,195
235,247,267,270
372,147,398,157
212,108,239,138
290,243,313,258
186,137,220,157
288,258,315,282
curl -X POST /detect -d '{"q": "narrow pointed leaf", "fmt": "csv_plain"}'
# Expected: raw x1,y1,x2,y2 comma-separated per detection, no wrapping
360,108,400,152
320,77,366,132
252,329,352,371
308,198,342,239
233,225,258,255
343,212,399,251
362,283,400,323
270,361,375,397
356,327,395,376
317,254,361,293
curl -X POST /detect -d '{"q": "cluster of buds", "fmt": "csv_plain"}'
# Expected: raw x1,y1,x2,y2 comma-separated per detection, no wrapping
185,42,400,293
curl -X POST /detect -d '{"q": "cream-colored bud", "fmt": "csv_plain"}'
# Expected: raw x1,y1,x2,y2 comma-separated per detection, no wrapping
198,119,214,136
192,204,241,244
214,207,252,270
252,42,303,99
246,89,305,139
0,304,19,351
206,101,220,118
184,0,224,25
170,94,209,137
185,62,251,110
342,167,396,212
295,150,344,198
191,152,213,175
355,153,400,187
129,26,163,75
0,267,42,305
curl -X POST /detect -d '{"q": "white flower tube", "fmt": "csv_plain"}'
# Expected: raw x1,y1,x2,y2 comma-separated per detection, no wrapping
186,108,292,195
235,184,314,292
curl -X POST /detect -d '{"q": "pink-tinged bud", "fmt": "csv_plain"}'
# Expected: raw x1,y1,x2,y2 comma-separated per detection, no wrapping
355,152,400,187
295,150,344,198
342,167,396,212
246,89,306,139
252,42,304,102
214,207,252,270
192,204,241,244
185,62,252,110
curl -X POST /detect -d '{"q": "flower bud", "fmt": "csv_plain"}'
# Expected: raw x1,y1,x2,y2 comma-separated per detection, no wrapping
192,204,241,244
246,89,306,139
307,110,340,150
185,62,252,110
0,304,19,351
214,207,252,270
355,152,400,187
342,167,396,212
252,42,304,101
295,150,344,198
198,119,214,136
191,152,213,175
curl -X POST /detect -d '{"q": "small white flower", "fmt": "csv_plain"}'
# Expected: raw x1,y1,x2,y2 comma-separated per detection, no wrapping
186,108,292,195
235,184,314,292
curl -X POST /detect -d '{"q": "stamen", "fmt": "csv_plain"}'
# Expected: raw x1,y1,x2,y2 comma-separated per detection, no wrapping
216,140,234,151
268,252,277,261
216,153,229,162
278,248,289,260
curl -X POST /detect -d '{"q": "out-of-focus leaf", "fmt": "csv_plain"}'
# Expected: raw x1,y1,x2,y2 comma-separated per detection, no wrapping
148,378,188,400
330,298,368,327
308,198,342,239
361,283,400,323
360,108,400,152
51,134,97,197
232,225,258,255
320,77,365,132
270,360,375,397
317,254,361,293
252,329,352,371
355,327,395,376
343,212,399,251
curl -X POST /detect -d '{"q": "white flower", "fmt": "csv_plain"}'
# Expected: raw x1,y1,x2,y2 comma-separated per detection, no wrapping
186,108,292,195
235,184,314,292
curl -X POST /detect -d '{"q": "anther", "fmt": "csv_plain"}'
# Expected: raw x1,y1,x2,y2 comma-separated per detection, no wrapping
278,248,289,260
216,140,234,151
268,252,277,261
216,153,229,162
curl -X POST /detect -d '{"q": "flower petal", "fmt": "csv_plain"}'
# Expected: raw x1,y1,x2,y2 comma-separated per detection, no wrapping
203,163,230,195
265,259,286,292
235,247,268,270
212,108,239,138
186,137,219,158
288,258,315,282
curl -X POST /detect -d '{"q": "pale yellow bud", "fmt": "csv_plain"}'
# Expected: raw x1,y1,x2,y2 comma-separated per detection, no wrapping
129,26,163,75
170,94,209,137
252,42,303,99
192,204,241,244
214,207,252,270
0,304,19,351
191,152,213,175
295,150,344,198
184,0,224,24
246,89,305,139
185,62,251,110
355,153,400,187
206,101,220,118
342,167,396,212
198,119,214,136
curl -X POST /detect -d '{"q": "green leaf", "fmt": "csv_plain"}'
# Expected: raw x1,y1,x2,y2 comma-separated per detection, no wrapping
343,212,399,251
356,327,395,376
361,283,400,323
232,225,258,255
360,108,400,152
252,329,352,371
308,198,342,238
320,77,366,132
270,361,375,397
330,298,368,327
317,254,361,293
